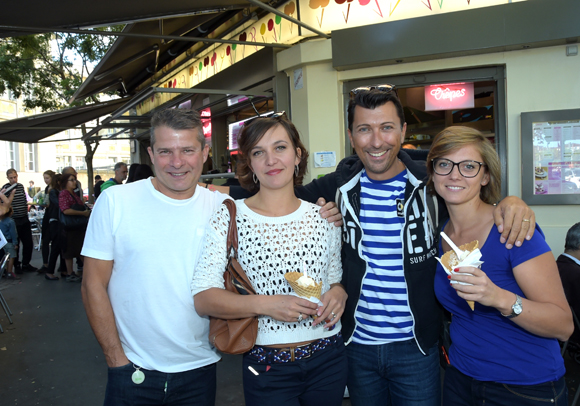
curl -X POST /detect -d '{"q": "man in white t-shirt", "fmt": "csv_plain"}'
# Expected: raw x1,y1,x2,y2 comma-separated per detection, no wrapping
81,109,228,405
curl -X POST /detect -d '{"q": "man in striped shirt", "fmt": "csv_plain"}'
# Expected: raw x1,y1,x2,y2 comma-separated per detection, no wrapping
3,169,36,273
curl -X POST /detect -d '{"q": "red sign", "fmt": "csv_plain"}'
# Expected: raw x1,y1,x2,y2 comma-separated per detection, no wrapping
201,108,212,143
425,82,474,111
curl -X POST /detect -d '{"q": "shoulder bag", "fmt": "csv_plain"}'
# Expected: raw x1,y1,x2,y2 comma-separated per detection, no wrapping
208,199,258,354
59,191,89,230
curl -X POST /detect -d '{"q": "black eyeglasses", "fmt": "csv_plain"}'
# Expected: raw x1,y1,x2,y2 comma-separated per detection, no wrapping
432,158,486,178
349,84,397,99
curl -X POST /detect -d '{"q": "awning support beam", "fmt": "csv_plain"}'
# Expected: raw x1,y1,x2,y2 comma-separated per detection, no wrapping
245,0,331,39
82,86,273,140
0,25,291,48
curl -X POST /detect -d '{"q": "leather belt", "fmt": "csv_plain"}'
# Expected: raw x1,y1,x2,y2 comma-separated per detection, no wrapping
248,332,341,363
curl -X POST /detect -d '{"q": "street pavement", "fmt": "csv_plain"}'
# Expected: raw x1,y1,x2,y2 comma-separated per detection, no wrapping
0,249,577,405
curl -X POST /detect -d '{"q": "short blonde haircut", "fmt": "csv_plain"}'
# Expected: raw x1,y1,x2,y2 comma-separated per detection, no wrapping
426,126,501,204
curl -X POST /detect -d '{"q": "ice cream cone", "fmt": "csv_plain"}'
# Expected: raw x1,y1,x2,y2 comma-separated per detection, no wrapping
441,240,479,311
284,272,322,300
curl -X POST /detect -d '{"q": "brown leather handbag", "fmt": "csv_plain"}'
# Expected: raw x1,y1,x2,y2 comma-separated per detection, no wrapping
208,199,258,354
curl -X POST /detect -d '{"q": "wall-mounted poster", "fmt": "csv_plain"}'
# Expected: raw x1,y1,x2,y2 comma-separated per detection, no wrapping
521,109,580,205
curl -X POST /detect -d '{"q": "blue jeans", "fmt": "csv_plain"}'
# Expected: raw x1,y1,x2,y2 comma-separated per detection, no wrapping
104,362,216,406
242,335,348,406
443,364,568,406
346,339,440,406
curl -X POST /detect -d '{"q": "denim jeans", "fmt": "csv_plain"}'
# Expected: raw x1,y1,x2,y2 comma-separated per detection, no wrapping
104,362,216,406
443,364,568,406
242,335,348,406
346,339,440,406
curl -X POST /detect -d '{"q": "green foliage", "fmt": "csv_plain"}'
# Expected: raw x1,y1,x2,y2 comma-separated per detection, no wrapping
0,26,123,112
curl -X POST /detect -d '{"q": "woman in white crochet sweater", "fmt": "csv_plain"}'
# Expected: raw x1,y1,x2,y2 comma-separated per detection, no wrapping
192,113,348,406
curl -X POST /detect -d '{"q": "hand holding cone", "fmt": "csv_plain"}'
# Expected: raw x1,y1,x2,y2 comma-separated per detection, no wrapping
436,233,483,311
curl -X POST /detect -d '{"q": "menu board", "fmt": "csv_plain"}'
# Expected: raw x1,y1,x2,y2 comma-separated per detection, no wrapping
532,120,580,195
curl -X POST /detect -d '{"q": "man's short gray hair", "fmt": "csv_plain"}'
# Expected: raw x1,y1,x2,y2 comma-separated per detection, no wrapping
150,109,205,148
114,162,127,171
565,222,580,251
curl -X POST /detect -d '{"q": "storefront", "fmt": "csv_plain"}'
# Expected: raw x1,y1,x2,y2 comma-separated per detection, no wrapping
276,0,580,251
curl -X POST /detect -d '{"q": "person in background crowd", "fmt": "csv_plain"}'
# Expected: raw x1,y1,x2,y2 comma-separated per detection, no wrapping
59,173,89,283
193,114,347,406
94,175,104,201
0,192,9,217
126,163,140,183
429,126,571,406
2,169,36,273
38,170,55,274
133,164,154,181
28,180,39,198
100,162,128,192
61,167,84,273
44,174,63,281
0,206,19,279
81,108,345,406
62,167,84,201
558,221,580,342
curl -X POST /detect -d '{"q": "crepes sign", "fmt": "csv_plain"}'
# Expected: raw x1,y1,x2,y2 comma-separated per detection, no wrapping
425,82,474,111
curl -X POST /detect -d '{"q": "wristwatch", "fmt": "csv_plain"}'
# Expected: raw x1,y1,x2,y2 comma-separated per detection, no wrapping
501,294,523,318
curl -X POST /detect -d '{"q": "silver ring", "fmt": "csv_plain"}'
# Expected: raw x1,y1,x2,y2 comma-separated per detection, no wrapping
522,219,530,223
297,313,303,322
331,311,336,320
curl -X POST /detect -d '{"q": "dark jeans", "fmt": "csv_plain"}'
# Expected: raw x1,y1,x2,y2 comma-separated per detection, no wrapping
104,362,216,406
443,364,568,406
46,221,63,275
14,218,33,266
41,215,50,264
243,335,348,406
346,339,440,406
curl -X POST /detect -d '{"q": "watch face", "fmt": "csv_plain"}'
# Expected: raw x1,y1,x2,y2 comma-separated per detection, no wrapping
513,297,523,315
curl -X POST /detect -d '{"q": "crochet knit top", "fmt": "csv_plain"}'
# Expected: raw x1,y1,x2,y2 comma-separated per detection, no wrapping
192,199,343,346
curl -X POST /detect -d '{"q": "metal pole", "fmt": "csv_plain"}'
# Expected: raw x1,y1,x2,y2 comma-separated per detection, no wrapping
0,25,291,49
245,0,331,39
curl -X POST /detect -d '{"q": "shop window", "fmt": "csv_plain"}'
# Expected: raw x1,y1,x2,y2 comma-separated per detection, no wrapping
24,143,35,172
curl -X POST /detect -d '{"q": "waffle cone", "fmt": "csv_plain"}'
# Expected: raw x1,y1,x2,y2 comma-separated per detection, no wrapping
284,272,322,299
441,240,479,311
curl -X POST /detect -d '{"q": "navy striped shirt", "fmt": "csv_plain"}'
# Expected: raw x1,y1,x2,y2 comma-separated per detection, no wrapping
353,170,413,344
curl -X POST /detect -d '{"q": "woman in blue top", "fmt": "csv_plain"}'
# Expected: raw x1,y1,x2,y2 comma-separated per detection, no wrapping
427,126,572,406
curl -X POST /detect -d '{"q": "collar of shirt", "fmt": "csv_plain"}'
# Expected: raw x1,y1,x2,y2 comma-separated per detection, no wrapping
562,253,580,267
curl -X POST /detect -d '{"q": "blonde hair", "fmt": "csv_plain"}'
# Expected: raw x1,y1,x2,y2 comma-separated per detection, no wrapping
426,126,501,204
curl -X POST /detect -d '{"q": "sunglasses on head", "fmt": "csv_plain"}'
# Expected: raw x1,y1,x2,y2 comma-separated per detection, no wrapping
349,84,397,99
244,111,286,127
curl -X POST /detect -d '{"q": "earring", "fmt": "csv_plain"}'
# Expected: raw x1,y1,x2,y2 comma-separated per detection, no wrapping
253,173,258,184
294,165,299,177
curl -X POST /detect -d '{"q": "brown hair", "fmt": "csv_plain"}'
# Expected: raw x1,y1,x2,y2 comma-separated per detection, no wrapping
50,174,62,191
237,115,309,194
426,126,501,205
60,173,76,191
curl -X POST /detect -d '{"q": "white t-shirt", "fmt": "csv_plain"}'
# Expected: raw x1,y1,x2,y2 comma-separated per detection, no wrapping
191,199,342,346
82,178,228,372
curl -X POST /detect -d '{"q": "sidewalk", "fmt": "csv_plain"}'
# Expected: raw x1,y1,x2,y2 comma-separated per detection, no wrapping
0,249,577,405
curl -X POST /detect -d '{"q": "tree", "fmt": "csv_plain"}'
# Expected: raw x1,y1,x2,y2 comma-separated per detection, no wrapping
0,27,122,202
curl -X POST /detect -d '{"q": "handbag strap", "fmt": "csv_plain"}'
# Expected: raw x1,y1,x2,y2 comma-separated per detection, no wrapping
222,199,256,295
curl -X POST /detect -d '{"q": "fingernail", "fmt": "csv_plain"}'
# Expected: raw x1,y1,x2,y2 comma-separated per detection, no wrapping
447,275,451,279
453,268,459,272
506,243,513,249
500,237,506,243
526,235,532,240
515,241,522,247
